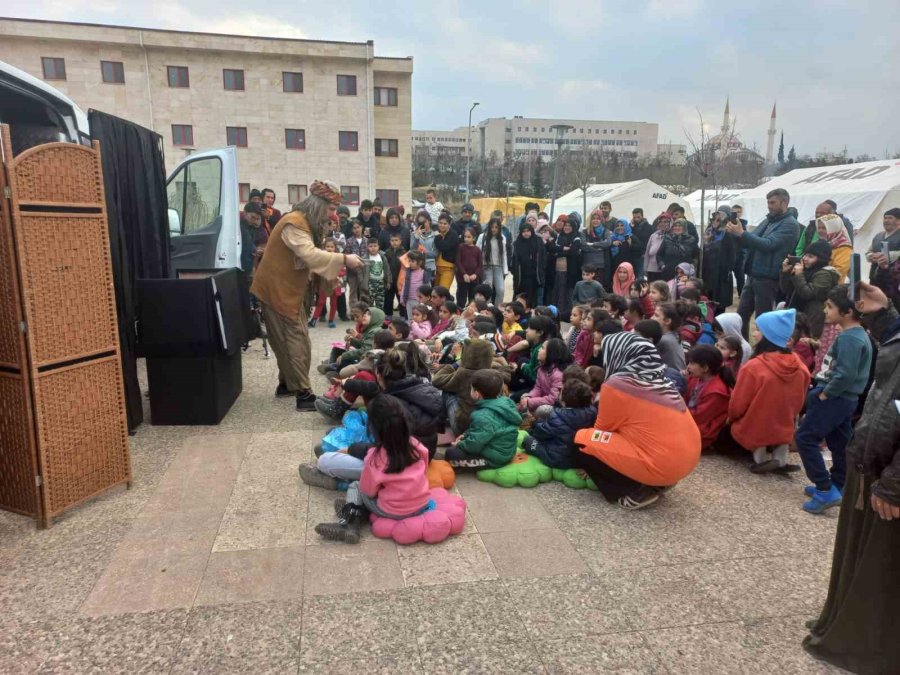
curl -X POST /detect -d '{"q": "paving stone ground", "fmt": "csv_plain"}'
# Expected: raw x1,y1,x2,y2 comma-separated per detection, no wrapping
0,312,849,674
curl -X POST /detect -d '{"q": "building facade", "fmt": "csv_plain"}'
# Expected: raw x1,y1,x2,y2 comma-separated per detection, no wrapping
476,116,660,161
0,18,413,210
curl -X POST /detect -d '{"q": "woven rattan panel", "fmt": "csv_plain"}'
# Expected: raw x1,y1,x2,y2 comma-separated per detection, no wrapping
0,156,23,369
14,213,119,366
0,372,39,517
12,143,104,207
32,357,129,518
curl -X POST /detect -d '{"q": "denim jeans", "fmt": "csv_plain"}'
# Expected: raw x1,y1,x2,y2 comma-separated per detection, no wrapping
795,386,857,491
484,266,505,305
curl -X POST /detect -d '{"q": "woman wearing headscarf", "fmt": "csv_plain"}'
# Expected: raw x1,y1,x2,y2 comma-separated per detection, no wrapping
644,212,672,282
511,221,546,308
574,332,702,510
548,216,582,317
702,205,739,309
658,218,698,282
612,261,636,298
610,218,636,269
816,214,852,282
540,215,561,305
582,209,614,287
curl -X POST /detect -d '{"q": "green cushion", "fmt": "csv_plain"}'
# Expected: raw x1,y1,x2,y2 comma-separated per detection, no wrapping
477,452,552,488
551,468,599,491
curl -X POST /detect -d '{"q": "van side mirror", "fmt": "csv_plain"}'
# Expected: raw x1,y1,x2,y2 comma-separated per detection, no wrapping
167,208,181,237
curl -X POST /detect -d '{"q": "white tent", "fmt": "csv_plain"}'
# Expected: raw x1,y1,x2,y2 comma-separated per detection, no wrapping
736,160,900,254
684,188,747,224
550,179,694,226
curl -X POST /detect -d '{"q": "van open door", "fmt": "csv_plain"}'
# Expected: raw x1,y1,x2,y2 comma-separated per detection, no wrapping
166,147,240,274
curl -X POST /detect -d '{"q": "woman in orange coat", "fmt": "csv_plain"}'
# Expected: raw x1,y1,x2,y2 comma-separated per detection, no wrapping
574,332,701,510
727,308,810,473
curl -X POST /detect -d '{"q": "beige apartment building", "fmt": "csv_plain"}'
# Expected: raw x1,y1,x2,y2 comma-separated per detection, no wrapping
0,17,413,210
476,116,660,160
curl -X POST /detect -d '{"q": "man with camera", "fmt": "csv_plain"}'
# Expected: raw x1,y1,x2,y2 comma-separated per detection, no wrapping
726,188,800,339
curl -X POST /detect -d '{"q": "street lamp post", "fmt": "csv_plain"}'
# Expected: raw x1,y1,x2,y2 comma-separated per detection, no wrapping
548,124,574,223
465,102,480,200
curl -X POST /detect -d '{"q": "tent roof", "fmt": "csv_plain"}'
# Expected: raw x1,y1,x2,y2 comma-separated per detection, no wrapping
737,159,900,253
551,179,694,223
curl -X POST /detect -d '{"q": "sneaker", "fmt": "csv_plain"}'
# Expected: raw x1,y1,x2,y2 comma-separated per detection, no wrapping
521,434,539,455
802,485,843,514
314,396,350,422
314,444,326,458
317,363,334,375
333,497,347,516
308,318,318,328
617,486,660,511
803,485,817,498
298,463,338,489
275,383,296,398
295,391,317,412
328,321,336,328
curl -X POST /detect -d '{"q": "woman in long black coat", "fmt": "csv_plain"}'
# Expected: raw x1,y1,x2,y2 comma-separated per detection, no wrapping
548,219,582,318
512,223,546,308
702,206,738,311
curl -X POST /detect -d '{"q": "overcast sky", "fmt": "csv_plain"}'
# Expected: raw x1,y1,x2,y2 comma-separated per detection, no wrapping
6,0,899,157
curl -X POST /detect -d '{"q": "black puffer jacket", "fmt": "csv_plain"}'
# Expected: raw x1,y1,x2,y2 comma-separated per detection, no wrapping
850,307,900,504
342,376,444,458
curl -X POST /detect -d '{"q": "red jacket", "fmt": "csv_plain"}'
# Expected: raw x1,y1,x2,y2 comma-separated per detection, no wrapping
639,294,654,318
685,376,731,448
455,243,483,281
574,330,593,367
728,352,810,449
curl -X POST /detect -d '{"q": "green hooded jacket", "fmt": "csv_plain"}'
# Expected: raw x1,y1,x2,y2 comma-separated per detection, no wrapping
456,396,522,468
344,307,386,361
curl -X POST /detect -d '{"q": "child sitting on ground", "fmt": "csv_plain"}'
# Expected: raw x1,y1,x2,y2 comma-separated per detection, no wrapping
501,301,525,336
388,318,410,344
649,279,671,308
574,309,608,367
684,344,735,450
445,370,522,469
716,335,744,378
513,315,555,393
634,319,687,396
564,305,585,352
522,379,597,469
727,308,810,473
652,303,686,370
629,279,655,319
602,294,627,323
585,365,605,405
519,338,571,418
790,311,817,373
623,299,644,332
315,329,397,420
409,303,435,340
314,395,432,544
318,302,387,375
433,339,510,434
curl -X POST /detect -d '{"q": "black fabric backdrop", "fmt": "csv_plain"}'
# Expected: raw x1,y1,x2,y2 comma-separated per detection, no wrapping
88,110,171,432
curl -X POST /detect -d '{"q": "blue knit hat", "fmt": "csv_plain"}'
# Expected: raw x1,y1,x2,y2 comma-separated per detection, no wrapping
756,308,796,348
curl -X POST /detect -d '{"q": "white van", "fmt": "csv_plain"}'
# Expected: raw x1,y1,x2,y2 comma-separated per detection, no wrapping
0,59,241,273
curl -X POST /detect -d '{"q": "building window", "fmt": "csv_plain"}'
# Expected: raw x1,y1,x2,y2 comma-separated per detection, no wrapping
41,57,66,80
341,185,360,205
283,71,303,92
338,131,358,151
374,86,398,106
100,60,125,84
288,184,308,203
376,189,399,206
374,138,398,157
618,129,623,134
285,128,306,150
167,65,190,88
223,69,245,91
171,124,194,146
336,74,357,96
239,183,251,202
226,126,248,147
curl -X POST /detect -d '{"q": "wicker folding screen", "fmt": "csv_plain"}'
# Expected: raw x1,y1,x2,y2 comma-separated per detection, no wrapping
0,126,131,527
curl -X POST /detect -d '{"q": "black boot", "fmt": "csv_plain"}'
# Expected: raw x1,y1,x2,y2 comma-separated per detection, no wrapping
275,383,296,398
296,390,317,411
314,396,350,421
314,503,364,544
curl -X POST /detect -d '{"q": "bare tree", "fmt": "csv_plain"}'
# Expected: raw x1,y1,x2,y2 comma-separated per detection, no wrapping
564,145,602,226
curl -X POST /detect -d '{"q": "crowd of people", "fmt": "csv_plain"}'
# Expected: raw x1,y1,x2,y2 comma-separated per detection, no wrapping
246,179,899,674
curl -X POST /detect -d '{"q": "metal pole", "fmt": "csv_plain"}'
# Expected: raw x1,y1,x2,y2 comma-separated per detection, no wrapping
465,102,479,200
549,140,561,223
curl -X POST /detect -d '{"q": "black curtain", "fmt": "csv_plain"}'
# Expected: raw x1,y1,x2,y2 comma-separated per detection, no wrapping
88,110,171,432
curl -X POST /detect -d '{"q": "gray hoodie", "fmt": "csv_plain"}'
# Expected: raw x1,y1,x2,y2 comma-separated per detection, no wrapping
716,312,751,364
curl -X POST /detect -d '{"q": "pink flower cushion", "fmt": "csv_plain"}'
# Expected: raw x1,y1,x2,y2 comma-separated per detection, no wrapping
369,488,467,545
